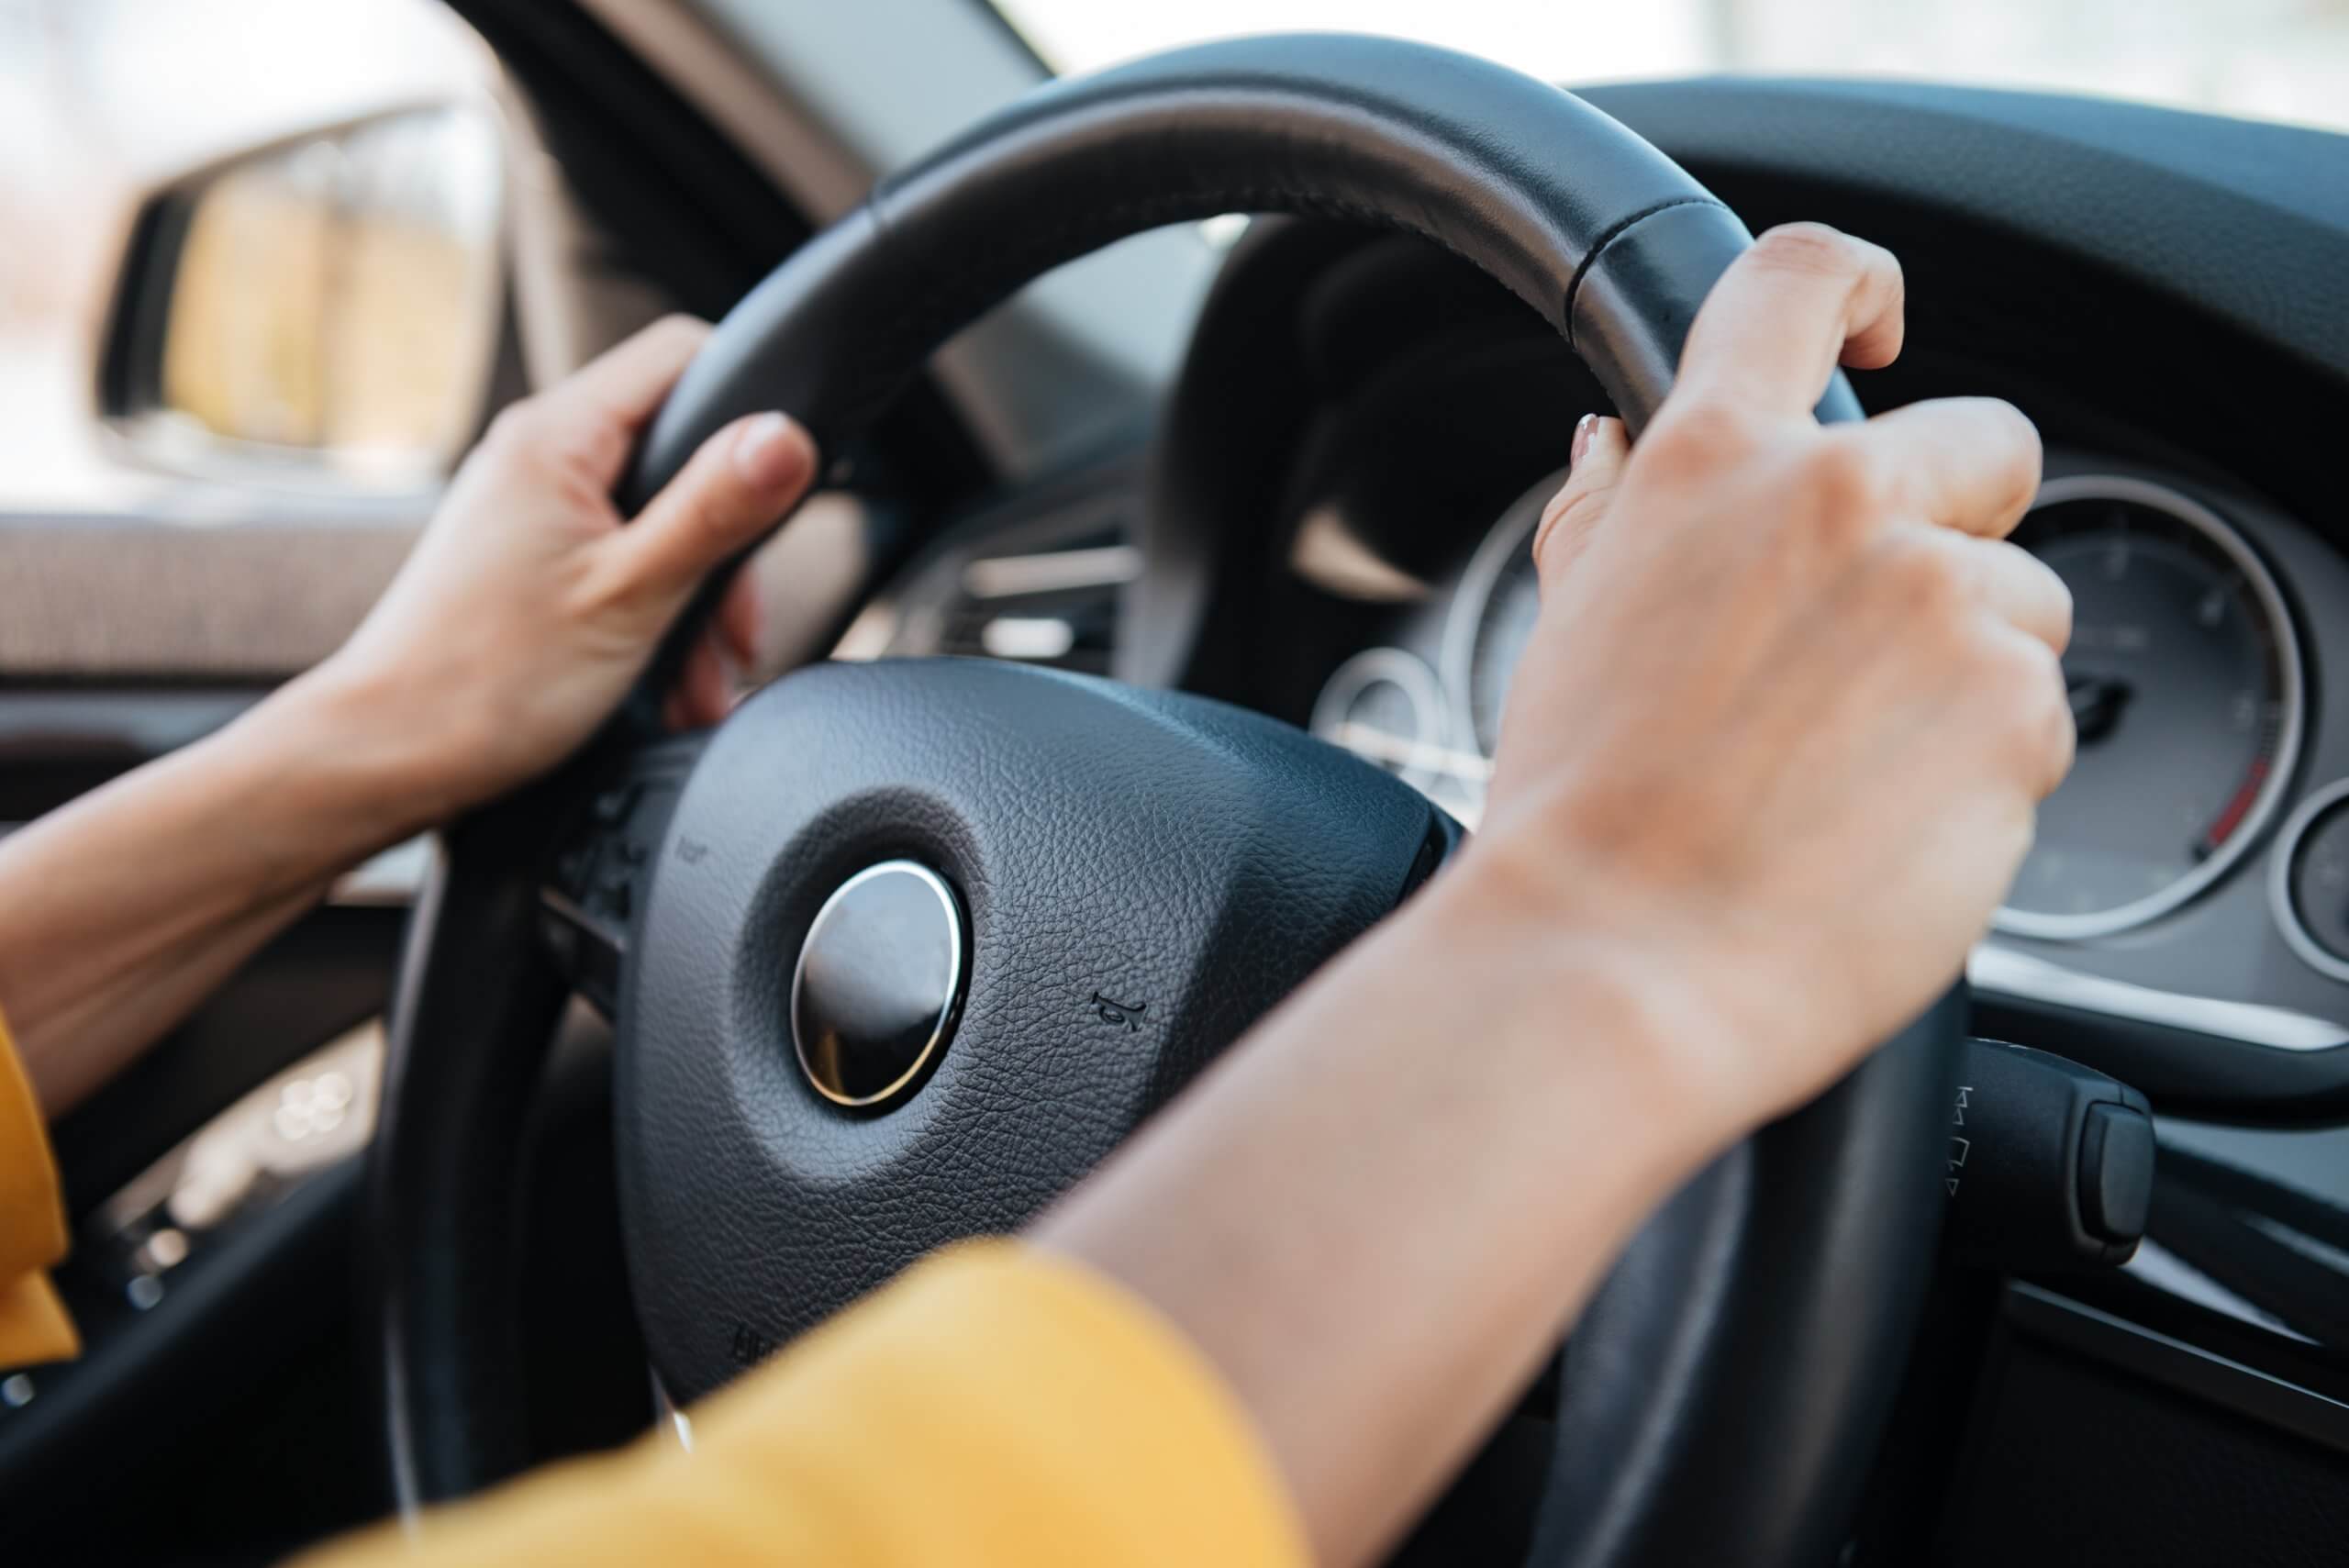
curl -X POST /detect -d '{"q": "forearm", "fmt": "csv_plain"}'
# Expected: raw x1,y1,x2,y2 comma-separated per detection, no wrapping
0,662,440,1115
0,331,815,1120
1030,852,1732,1568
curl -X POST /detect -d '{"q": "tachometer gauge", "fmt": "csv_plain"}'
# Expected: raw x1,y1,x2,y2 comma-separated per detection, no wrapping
1442,469,1564,762
1995,476,2303,939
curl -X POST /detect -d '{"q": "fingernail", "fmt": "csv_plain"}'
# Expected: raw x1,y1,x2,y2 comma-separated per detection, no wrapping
733,412,811,490
1570,413,1596,468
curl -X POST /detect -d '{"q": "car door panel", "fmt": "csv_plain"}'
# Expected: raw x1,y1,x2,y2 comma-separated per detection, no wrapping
0,515,417,687
0,512,425,1557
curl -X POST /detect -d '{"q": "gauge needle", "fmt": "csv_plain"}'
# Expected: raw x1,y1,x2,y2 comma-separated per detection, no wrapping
2067,673,2132,743
1328,722,1494,782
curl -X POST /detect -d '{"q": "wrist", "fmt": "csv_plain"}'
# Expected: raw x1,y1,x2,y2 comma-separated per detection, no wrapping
233,659,462,867
1408,840,1759,1172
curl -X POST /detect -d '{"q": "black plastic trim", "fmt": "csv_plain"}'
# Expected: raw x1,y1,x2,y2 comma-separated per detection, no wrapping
2006,1282,2349,1459
0,1161,370,1529
1973,988,2349,1127
441,0,990,501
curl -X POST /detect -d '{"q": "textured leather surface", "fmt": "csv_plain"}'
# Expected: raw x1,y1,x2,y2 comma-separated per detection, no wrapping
615,658,1439,1399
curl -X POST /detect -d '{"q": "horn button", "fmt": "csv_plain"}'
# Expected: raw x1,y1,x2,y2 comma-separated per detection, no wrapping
617,658,1444,1398
791,860,966,1109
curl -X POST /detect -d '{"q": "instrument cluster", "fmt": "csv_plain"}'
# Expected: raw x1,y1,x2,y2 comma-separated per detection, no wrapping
1307,453,2349,1061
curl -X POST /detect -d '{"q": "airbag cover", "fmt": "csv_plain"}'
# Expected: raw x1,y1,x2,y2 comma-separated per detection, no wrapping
615,657,1440,1398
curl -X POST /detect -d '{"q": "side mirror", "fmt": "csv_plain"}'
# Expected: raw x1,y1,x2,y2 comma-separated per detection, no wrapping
97,105,505,494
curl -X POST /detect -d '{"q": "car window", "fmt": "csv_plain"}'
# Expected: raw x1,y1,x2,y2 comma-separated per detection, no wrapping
992,0,2349,133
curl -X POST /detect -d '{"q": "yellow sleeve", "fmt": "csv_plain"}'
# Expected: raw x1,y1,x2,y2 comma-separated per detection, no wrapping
0,1008,79,1370
301,1240,1308,1568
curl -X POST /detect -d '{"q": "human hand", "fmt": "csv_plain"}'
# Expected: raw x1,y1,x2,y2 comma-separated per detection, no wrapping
1467,223,2071,1138
309,316,817,828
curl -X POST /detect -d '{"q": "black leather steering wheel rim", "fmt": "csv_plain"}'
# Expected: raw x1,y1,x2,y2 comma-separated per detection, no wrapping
371,35,1959,1565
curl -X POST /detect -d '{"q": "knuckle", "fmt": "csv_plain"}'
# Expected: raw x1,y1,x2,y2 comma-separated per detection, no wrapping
1885,534,1971,626
1642,398,1760,473
2009,639,2076,789
1538,479,1611,543
1986,395,2043,464
1983,625,2058,696
1793,438,1888,548
578,421,629,482
2046,577,2076,655
480,399,542,456
674,488,732,556
647,312,710,351
1556,484,1614,536
562,543,626,617
1537,485,1575,535
1977,400,2045,528
1531,485,1612,578
1748,222,1859,278
2044,700,2079,792
1971,631,2073,791
2035,690,2078,794
678,462,753,552
2011,545,2076,652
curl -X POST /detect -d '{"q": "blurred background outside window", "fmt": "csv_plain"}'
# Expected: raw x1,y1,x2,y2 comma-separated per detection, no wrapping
996,0,2349,126
5,0,2347,519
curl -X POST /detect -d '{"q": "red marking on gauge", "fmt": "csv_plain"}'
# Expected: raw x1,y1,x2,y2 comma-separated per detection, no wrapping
2197,756,2268,859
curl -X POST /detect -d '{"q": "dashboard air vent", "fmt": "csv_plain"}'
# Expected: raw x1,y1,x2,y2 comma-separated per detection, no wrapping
932,528,1137,676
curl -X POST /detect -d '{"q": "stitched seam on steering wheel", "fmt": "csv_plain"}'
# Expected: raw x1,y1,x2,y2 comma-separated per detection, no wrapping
1561,195,1729,353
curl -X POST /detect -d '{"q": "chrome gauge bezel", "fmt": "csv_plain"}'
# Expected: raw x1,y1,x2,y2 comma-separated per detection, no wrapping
2268,778,2349,984
1439,465,1570,764
1308,645,1453,794
1993,474,2306,941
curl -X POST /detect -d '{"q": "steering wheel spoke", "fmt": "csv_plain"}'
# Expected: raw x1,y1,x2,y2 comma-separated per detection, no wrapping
539,735,707,1015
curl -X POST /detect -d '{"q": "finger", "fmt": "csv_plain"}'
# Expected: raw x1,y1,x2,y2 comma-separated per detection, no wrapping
1675,224,1905,417
1531,414,1628,584
534,315,711,487
715,565,763,671
1850,397,2043,539
596,412,818,622
1987,621,2077,801
1912,526,2073,655
671,628,734,731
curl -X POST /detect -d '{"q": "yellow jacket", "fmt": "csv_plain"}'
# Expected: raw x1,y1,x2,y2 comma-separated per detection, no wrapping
0,1014,1305,1566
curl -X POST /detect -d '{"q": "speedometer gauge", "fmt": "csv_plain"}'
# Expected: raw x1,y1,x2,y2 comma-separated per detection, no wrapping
1995,476,2303,939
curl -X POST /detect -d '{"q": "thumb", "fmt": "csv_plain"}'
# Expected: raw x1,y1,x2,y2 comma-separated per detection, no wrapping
598,412,818,621
1531,414,1628,584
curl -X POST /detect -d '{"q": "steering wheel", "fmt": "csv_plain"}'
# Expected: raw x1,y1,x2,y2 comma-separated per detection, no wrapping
370,34,1959,1567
